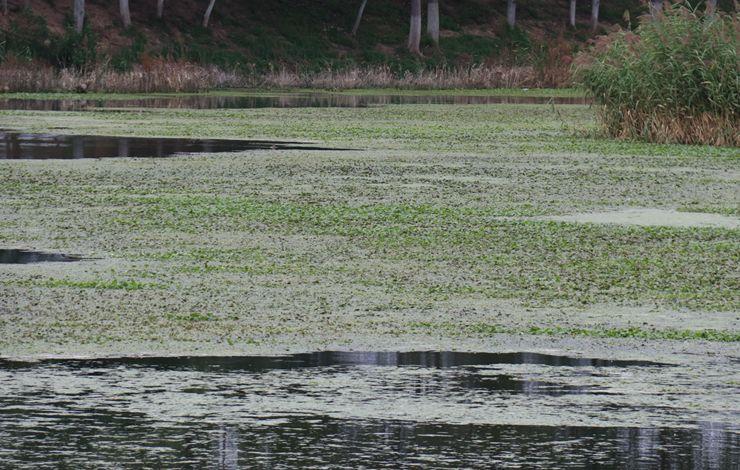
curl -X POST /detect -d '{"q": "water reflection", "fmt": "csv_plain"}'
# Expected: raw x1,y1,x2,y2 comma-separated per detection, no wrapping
6,351,662,371
0,93,590,111
0,131,341,159
0,248,83,264
0,352,734,468
0,412,735,468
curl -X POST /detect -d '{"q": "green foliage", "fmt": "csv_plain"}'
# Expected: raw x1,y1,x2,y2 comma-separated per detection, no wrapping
35,278,161,290
411,321,740,342
575,4,739,145
55,22,97,69
0,10,97,69
0,10,53,63
110,29,146,72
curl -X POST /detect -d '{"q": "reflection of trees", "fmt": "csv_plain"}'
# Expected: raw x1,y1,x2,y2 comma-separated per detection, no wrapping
1,381,737,467
227,418,739,467
215,426,239,469
0,94,590,113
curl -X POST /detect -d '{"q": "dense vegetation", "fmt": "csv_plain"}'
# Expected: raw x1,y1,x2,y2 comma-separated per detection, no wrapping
1,1,735,93
576,4,738,146
1,97,738,353
0,0,653,89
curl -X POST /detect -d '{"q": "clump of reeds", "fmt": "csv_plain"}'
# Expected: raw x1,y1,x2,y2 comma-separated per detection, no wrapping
574,4,739,146
0,59,246,93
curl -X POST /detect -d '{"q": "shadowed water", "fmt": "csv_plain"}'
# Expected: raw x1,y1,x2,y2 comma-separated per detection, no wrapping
1,351,736,468
0,93,590,111
0,131,341,160
0,249,83,264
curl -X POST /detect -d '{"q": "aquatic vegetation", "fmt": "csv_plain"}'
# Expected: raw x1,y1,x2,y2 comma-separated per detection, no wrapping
0,95,736,356
410,322,740,342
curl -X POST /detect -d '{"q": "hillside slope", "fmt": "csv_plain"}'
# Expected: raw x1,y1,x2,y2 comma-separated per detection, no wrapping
1,0,651,72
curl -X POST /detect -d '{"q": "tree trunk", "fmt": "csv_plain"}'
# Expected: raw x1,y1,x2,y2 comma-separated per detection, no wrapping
2,0,7,15
569,0,576,27
157,0,165,19
427,0,439,45
351,0,368,36
203,0,216,28
507,0,516,28
706,0,717,15
590,0,599,31
650,0,662,18
408,0,422,55
120,0,131,28
74,0,85,33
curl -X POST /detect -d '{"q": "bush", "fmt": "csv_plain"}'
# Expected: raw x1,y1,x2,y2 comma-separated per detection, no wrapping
575,4,739,146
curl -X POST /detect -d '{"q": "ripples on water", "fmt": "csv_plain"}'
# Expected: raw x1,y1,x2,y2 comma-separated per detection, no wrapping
0,352,737,468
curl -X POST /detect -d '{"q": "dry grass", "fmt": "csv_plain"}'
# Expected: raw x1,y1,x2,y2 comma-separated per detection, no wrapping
0,60,571,93
0,60,246,93
602,107,739,147
262,64,565,89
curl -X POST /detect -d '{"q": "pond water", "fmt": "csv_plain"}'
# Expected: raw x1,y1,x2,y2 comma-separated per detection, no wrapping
0,249,84,263
0,131,340,160
0,93,590,111
1,351,736,468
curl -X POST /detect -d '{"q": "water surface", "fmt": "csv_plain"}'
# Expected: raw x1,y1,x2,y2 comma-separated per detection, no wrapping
0,131,339,160
0,249,83,264
1,351,736,468
0,93,590,111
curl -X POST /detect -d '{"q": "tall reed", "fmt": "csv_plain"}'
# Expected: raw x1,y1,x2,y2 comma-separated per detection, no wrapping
575,4,738,146
0,62,570,93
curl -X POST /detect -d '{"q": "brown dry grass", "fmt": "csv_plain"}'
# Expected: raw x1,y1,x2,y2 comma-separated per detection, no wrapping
262,64,565,89
0,59,245,93
601,107,739,147
0,60,571,93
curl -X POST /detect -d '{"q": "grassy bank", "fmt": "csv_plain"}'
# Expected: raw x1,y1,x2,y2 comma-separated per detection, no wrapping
0,96,738,356
0,0,658,92
0,0,642,73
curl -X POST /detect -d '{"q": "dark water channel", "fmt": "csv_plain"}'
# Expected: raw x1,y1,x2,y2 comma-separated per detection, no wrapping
0,93,590,111
0,131,339,159
0,249,83,263
1,351,736,468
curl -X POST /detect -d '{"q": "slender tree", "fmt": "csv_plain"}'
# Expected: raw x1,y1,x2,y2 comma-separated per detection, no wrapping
569,0,577,27
119,0,131,28
591,0,599,30
649,0,663,17
203,0,217,28
427,0,439,45
157,0,165,19
408,0,422,55
74,0,85,33
351,0,368,36
507,0,516,28
2,0,7,15
706,0,717,15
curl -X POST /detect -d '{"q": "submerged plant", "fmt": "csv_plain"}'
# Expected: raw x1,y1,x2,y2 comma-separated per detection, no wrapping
575,4,739,146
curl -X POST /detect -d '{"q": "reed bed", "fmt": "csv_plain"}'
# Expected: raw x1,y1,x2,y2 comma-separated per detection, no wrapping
575,5,738,147
0,60,244,93
0,61,570,93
